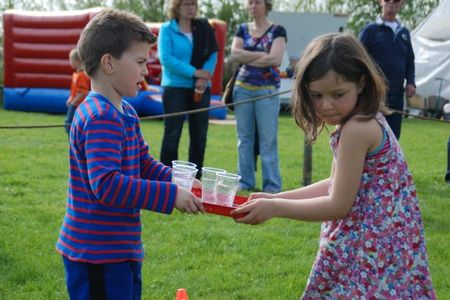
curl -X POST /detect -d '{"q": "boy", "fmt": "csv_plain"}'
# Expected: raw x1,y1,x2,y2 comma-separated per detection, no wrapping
64,48,90,135
56,9,204,299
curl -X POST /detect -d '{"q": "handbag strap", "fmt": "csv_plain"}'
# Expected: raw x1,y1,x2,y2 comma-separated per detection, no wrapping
234,24,274,73
248,23,274,50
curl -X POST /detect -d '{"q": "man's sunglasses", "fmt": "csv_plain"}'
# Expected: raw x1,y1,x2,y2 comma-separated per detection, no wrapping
384,0,401,3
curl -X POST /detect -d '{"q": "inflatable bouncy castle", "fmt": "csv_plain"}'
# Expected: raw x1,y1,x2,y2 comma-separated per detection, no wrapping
2,8,227,119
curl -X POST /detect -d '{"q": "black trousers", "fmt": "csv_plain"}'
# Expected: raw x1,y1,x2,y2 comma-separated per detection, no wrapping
160,87,210,179
386,91,404,140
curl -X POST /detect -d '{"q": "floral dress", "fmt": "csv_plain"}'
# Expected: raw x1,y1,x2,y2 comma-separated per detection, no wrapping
302,114,435,299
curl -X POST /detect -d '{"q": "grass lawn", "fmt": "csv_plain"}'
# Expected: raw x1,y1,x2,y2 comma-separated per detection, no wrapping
0,105,449,299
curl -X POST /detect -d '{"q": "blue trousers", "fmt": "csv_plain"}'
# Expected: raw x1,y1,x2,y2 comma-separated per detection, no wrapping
233,85,281,192
63,256,142,300
65,104,76,136
160,87,210,179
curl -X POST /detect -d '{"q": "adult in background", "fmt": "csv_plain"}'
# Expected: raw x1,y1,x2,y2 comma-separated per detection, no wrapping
359,0,415,140
231,0,286,193
158,0,218,178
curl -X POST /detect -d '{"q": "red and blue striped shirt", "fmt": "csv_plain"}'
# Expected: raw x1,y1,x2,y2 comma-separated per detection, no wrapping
56,92,177,263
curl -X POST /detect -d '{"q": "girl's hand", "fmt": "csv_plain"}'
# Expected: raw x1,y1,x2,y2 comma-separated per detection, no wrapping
231,198,274,225
248,192,275,201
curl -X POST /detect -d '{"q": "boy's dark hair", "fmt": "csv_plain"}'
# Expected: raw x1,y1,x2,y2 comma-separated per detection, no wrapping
77,8,156,77
292,33,388,143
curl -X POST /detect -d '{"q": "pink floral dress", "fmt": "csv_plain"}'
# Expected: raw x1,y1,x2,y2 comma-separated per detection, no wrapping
302,114,435,299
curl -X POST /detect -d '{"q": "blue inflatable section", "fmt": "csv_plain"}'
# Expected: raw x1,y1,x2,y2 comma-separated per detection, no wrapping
4,87,69,114
3,86,227,119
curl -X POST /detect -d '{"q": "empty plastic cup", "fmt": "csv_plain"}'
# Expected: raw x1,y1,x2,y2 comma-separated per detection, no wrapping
216,172,241,207
172,160,197,170
201,167,226,203
172,166,198,190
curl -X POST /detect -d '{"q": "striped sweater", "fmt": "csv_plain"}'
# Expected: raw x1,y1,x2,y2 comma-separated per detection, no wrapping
56,92,177,263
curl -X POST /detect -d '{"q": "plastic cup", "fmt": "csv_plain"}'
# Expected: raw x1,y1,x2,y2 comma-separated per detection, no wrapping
215,172,241,207
172,166,198,191
172,160,197,170
201,167,226,203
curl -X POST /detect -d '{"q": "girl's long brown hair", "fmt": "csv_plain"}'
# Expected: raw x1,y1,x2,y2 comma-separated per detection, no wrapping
291,33,388,143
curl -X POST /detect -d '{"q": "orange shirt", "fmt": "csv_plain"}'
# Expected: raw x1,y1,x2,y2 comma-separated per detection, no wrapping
68,71,90,107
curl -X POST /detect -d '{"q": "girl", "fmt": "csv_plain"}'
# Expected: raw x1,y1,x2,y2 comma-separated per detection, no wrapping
232,33,435,298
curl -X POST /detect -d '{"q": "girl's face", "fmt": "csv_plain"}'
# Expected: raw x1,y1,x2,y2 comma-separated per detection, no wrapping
247,0,266,18
308,70,363,125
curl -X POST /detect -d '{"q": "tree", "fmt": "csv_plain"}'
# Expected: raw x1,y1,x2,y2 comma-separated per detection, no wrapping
112,0,166,22
325,0,440,33
200,0,248,52
276,0,325,12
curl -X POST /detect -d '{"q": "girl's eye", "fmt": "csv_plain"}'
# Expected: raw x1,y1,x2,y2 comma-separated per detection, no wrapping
310,94,321,100
333,93,345,99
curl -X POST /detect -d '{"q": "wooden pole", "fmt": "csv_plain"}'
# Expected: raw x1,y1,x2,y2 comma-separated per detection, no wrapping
303,135,312,186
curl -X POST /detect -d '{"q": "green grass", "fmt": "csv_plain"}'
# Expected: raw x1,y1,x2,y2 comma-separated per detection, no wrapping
0,106,449,299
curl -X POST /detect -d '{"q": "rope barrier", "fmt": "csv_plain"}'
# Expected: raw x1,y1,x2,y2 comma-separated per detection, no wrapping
0,88,448,129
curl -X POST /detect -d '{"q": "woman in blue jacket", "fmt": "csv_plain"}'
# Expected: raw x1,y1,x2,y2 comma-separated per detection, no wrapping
158,0,218,178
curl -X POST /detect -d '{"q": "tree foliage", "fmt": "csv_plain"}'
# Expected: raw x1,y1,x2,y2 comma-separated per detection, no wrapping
325,0,441,33
111,0,166,22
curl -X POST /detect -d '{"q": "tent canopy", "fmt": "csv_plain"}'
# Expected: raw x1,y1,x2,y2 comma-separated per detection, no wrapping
411,0,450,100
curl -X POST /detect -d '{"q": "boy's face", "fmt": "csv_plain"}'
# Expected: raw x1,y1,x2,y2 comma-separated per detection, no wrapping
110,41,150,98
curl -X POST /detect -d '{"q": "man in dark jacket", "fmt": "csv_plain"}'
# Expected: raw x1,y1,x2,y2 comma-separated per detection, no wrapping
359,0,415,140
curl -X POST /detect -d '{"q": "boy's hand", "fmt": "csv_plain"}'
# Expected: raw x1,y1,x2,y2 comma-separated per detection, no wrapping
175,187,205,214
192,178,202,189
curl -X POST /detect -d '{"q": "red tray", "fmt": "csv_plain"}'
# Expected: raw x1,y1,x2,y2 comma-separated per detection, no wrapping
192,188,248,218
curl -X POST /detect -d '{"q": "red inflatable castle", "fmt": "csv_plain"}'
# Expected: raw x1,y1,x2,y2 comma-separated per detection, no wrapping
2,8,227,119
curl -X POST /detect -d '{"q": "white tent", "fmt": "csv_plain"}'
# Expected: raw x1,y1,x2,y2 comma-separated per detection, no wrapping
411,0,450,100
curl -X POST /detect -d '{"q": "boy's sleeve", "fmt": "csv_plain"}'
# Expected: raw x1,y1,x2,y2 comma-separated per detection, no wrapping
136,122,172,182
82,112,177,214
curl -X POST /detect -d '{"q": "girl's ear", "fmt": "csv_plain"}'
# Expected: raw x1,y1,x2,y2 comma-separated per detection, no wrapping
357,75,366,94
100,54,114,74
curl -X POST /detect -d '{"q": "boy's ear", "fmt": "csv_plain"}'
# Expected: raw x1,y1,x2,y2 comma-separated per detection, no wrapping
100,54,114,74
357,75,366,94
